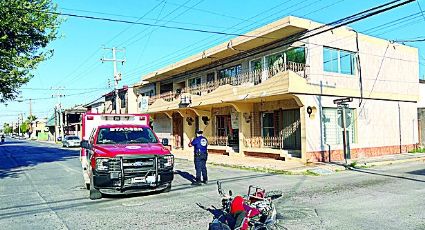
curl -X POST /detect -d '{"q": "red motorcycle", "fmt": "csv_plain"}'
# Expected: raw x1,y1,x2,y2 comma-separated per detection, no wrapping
198,181,282,230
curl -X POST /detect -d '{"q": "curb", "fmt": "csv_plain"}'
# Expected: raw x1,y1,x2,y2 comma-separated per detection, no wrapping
359,156,425,167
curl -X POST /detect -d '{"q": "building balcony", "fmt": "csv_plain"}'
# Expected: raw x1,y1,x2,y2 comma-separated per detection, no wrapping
147,61,307,111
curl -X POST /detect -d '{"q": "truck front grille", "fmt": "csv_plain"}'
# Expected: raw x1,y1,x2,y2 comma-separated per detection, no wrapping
107,156,157,174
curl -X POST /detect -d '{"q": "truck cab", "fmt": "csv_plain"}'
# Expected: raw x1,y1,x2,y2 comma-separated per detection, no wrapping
79,113,174,199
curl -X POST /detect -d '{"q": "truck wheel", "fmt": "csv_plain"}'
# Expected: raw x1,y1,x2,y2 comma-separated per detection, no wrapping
163,183,172,193
89,174,102,200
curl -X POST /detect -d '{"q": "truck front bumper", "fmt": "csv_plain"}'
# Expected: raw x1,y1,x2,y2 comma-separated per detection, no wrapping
92,155,174,193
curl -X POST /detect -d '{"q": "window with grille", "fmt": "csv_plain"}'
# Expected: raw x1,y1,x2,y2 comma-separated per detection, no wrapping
216,116,228,136
262,112,275,137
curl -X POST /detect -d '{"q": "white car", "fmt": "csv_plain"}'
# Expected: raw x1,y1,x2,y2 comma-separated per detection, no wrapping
62,135,81,148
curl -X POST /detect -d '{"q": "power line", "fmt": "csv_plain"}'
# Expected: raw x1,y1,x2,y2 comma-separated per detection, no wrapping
105,0,168,46
54,48,102,87
125,0,416,84
151,0,255,23
416,0,425,22
19,89,107,101
130,0,208,68
50,1,169,89
123,0,201,51
122,0,329,82
125,0,397,82
392,37,425,42
19,8,275,39
135,0,169,66
20,87,109,91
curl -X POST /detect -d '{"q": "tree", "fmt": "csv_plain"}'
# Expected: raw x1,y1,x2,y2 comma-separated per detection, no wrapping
0,0,61,102
28,115,37,122
27,115,37,134
3,123,12,134
20,120,30,134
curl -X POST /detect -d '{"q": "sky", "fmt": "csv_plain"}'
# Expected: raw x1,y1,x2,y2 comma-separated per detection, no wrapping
1,0,425,126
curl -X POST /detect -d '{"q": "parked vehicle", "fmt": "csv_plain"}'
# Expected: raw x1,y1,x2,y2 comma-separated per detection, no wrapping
79,113,174,200
62,135,81,148
199,181,282,230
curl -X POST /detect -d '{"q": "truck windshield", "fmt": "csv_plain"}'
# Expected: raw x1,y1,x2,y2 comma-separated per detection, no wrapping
96,127,158,144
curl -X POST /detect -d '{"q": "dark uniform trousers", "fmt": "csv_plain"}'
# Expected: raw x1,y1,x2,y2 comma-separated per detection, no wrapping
194,152,208,182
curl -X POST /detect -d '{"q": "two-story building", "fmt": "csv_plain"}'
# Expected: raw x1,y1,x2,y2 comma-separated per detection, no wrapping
134,16,419,162
103,86,139,114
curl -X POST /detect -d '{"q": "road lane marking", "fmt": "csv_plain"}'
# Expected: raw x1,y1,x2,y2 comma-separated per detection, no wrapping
55,162,81,174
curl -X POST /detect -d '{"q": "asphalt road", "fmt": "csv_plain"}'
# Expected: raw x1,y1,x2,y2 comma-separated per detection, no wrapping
0,138,424,230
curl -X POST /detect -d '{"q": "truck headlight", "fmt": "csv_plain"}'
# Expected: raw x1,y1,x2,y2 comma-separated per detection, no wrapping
164,155,174,168
96,158,109,171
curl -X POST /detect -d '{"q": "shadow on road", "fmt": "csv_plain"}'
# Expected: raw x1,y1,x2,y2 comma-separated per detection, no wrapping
350,168,425,183
0,139,79,179
174,169,197,183
407,168,425,176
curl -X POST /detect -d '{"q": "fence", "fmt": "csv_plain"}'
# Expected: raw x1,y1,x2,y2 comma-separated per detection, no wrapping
149,62,307,104
207,136,228,146
244,136,284,149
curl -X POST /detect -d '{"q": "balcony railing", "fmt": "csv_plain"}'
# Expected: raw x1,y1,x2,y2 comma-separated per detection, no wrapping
244,136,284,149
148,61,307,105
148,91,174,105
207,136,228,146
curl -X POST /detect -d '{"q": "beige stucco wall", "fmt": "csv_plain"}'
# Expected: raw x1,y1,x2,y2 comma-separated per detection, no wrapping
301,27,419,153
138,19,420,157
127,87,138,114
307,28,419,100
152,113,172,140
418,83,425,108
301,95,418,153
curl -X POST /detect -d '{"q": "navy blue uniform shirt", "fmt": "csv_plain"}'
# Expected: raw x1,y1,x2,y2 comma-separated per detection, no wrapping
191,136,208,154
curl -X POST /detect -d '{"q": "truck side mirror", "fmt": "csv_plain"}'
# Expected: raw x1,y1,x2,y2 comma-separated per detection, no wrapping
80,140,92,149
161,138,169,146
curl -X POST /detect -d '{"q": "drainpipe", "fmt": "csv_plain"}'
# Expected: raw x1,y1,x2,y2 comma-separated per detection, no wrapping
398,102,402,153
350,29,364,107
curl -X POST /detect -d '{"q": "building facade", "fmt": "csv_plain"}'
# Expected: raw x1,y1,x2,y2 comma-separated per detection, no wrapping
30,118,49,141
417,80,425,147
104,86,138,114
134,16,419,162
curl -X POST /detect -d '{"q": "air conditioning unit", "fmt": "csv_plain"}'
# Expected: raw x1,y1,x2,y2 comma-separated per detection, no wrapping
180,93,191,107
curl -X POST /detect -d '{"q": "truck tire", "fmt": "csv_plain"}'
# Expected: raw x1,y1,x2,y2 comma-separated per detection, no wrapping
89,174,102,200
163,183,172,193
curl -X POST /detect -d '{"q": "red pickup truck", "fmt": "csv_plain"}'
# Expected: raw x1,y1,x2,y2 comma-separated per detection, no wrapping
79,113,174,200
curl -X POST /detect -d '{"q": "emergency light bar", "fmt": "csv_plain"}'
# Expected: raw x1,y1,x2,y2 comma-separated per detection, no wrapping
101,115,134,121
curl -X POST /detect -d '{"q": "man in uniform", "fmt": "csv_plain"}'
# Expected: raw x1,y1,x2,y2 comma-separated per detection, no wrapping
188,130,208,185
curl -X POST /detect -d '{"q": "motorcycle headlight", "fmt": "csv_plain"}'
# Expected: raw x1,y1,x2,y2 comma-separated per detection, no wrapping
164,155,174,168
96,158,109,171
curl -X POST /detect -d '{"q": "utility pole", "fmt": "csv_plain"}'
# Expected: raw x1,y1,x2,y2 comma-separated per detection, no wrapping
101,47,126,114
29,99,32,117
17,113,24,137
52,87,65,141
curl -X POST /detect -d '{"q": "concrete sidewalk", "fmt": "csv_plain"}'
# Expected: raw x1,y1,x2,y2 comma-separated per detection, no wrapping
172,149,425,175
348,152,425,167
172,149,341,175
